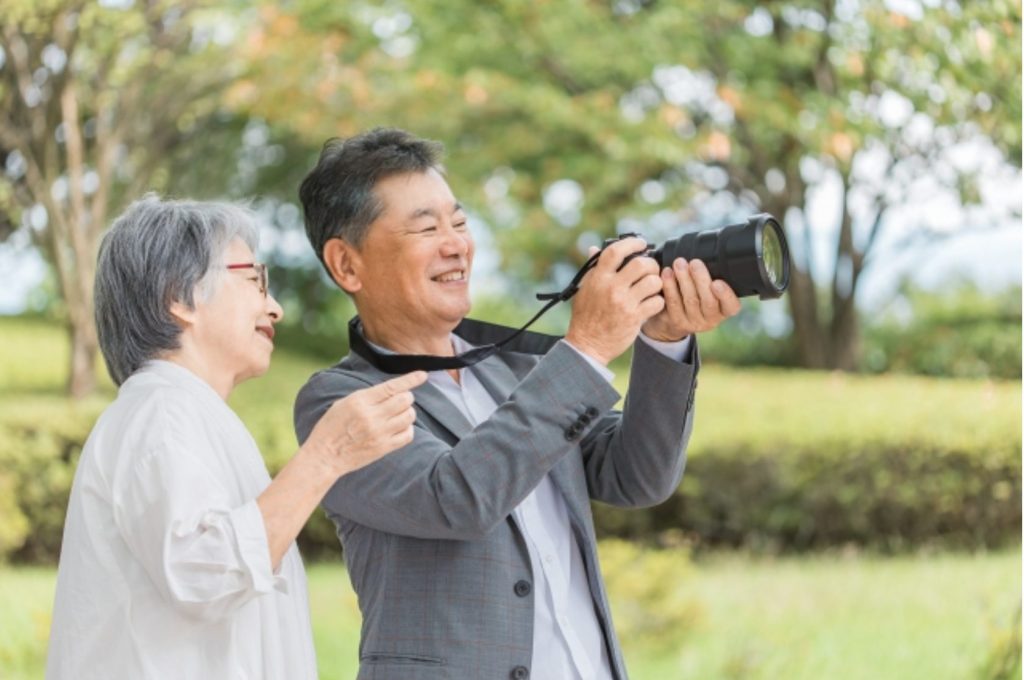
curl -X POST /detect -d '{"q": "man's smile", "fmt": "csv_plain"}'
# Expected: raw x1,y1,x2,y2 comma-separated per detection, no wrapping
432,269,467,283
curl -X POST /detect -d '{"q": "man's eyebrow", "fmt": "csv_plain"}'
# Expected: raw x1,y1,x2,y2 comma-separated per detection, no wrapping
407,202,464,220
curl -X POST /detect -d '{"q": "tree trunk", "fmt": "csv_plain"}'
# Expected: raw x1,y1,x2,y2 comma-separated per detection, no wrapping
67,312,98,398
786,266,829,369
764,196,831,368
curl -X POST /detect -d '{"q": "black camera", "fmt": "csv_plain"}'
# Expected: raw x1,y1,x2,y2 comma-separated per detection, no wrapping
606,213,790,300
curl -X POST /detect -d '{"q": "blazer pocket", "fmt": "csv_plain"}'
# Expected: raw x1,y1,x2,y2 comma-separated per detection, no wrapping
360,652,446,666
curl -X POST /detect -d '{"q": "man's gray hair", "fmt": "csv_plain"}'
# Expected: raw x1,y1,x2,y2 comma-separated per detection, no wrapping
94,194,260,385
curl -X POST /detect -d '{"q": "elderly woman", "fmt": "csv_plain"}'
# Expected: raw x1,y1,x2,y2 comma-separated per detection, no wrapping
46,196,425,679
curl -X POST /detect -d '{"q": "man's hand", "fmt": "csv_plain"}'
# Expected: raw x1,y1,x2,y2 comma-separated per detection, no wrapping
302,371,428,477
565,238,666,365
642,258,741,342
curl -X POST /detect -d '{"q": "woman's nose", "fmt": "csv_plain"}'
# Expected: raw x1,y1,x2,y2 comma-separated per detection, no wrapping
267,294,284,322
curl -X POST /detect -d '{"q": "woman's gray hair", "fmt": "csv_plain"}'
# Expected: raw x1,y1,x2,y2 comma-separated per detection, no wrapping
94,194,260,385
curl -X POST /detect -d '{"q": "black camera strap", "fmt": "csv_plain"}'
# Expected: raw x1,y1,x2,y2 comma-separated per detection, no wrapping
348,252,603,373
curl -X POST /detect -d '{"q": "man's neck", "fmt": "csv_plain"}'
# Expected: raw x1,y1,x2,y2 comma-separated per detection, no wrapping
360,317,457,358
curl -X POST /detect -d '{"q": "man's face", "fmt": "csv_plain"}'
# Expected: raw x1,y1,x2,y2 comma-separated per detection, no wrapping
351,169,474,343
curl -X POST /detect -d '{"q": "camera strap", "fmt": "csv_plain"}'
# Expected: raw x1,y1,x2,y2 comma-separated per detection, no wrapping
348,252,603,373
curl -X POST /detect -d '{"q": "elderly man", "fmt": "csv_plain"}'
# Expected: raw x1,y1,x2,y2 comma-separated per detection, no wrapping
294,128,740,680
47,196,425,680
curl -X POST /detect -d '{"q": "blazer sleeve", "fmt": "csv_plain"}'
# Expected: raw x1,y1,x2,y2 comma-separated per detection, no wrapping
578,336,699,508
293,341,620,540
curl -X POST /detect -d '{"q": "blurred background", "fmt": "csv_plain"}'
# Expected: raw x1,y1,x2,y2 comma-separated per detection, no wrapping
0,0,1020,678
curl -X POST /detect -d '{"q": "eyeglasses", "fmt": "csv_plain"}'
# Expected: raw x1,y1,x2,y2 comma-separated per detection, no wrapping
226,262,268,297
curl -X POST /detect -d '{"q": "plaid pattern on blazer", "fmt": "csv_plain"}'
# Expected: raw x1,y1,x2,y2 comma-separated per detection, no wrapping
293,332,698,680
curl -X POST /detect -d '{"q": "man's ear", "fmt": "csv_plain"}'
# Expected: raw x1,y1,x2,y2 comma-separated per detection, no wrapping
323,238,363,294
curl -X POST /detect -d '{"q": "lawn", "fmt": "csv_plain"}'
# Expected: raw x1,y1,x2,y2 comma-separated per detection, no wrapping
2,549,1019,679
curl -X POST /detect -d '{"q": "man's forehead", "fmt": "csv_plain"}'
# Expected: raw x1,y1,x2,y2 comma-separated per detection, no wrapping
372,172,462,221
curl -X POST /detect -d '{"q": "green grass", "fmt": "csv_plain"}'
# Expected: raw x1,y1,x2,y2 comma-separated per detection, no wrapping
3,550,1019,679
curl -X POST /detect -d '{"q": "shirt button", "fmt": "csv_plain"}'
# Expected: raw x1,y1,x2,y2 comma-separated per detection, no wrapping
543,554,554,564
511,666,530,679
514,580,532,597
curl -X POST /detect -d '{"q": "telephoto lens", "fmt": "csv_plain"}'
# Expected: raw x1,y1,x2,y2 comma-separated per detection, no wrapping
649,213,790,300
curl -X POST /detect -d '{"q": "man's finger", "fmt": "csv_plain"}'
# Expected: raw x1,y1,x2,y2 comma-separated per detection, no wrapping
621,254,660,286
660,266,685,316
713,280,742,317
674,258,701,321
688,259,721,319
630,272,664,303
595,237,648,273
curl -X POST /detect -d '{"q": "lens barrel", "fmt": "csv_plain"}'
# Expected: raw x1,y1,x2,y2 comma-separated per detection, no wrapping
651,213,790,300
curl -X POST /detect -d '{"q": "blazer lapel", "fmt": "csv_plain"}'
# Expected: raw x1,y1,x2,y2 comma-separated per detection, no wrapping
472,354,592,526
412,380,474,442
468,354,522,405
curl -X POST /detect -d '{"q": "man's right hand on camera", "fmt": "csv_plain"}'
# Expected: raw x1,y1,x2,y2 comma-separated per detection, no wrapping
564,237,665,366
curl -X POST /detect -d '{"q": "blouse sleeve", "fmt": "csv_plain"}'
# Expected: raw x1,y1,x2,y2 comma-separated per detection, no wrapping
111,407,284,622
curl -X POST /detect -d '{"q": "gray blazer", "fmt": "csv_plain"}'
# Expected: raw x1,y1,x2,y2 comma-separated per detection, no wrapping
293,329,698,680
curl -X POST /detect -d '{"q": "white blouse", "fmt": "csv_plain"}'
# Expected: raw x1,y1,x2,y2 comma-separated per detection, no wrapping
46,360,317,680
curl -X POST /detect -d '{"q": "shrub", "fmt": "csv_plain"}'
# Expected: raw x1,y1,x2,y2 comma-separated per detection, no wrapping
594,367,1022,552
597,539,702,652
594,439,1021,552
0,398,103,562
862,284,1022,380
977,605,1022,680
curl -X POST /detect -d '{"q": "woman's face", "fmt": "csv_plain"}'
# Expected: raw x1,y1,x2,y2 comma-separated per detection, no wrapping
188,238,284,388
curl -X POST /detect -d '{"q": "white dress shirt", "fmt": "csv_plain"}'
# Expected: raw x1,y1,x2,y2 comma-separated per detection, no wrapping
427,332,690,680
47,360,317,680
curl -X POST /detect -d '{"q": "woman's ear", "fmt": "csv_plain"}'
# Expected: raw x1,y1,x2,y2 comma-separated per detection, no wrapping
323,238,363,294
167,298,198,328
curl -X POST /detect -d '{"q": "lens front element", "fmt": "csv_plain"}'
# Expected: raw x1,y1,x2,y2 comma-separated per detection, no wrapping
760,223,786,291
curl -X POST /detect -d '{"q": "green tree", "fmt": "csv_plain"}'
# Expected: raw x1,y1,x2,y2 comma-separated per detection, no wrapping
239,0,1021,369
0,0,247,396
862,282,1022,379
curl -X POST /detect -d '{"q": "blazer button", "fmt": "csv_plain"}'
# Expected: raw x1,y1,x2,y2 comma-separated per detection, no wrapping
510,666,530,680
585,406,599,418
514,580,532,597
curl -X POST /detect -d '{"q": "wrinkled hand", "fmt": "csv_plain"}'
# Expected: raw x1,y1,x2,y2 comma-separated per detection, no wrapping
304,371,427,477
642,258,741,342
565,238,666,365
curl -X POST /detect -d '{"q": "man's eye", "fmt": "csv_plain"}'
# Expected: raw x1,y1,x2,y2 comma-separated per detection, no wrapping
419,226,437,233
454,221,468,230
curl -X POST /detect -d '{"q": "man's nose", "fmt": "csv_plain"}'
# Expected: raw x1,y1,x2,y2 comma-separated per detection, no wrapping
438,224,470,257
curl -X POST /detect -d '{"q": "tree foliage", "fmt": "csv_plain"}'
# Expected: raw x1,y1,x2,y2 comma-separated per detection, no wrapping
0,0,247,396
863,282,1022,379
237,0,1021,369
